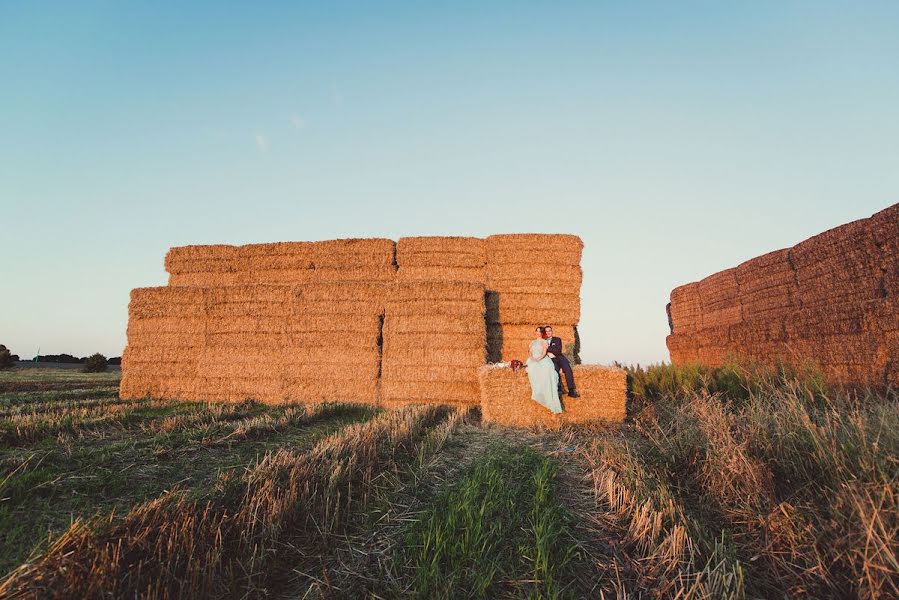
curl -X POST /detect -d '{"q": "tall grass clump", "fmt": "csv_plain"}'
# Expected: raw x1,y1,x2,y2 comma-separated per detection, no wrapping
587,361,898,599
0,405,456,599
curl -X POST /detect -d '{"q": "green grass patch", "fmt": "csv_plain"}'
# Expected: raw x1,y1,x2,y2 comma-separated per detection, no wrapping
399,443,581,599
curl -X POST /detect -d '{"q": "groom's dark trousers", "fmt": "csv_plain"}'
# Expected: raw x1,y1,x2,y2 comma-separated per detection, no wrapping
546,336,576,393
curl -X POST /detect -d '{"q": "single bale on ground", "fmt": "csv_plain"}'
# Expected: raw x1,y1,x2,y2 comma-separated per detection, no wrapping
478,363,625,428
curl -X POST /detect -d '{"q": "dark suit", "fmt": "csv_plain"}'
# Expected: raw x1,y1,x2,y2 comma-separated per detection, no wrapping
546,336,576,394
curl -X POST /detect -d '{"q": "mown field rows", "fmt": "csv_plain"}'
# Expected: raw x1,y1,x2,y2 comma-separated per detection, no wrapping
0,365,896,599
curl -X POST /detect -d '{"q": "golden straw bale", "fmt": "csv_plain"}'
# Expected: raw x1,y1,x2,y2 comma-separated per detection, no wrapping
284,378,379,404
383,332,484,352
487,249,581,266
207,302,293,318
297,282,389,304
485,280,581,296
165,245,241,264
386,300,485,317
206,332,291,348
127,316,206,335
486,264,582,284
125,333,205,350
381,364,479,384
131,286,207,306
121,361,198,378
296,300,387,316
485,292,580,325
207,316,288,334
397,252,486,268
387,280,485,303
396,266,486,283
281,356,381,380
397,236,485,257
166,257,246,274
383,315,485,336
169,272,243,287
381,380,481,404
122,346,195,363
485,234,583,255
478,363,626,428
381,347,485,367
287,314,382,334
207,285,295,304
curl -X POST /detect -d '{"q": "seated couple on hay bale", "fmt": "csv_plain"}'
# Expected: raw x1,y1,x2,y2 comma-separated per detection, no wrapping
526,325,579,414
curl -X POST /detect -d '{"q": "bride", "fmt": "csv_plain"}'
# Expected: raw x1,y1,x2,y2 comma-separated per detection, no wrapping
526,327,563,413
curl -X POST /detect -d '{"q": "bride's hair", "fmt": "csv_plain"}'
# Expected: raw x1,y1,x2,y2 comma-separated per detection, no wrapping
535,326,546,337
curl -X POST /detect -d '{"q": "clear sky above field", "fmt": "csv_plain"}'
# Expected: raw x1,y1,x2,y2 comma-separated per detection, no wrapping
2,1,897,364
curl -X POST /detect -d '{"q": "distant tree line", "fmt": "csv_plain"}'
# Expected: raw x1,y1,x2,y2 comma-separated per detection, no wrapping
0,345,121,370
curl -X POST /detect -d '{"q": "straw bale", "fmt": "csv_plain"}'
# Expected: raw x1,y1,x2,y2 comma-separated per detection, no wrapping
396,266,486,283
386,300,485,318
166,257,246,274
478,364,626,428
485,280,581,296
127,317,206,335
785,303,869,337
122,361,198,378
169,272,244,286
381,347,485,367
297,282,389,305
166,245,241,264
381,380,481,404
387,281,485,303
381,363,479,383
122,346,196,363
207,316,288,334
206,332,292,348
201,377,284,403
397,252,486,269
485,292,580,325
871,299,898,333
286,314,382,334
283,378,379,404
207,285,295,304
125,331,206,349
296,300,387,316
131,286,207,306
486,264,582,284
281,356,381,380
485,234,583,255
384,332,489,352
488,250,581,266
383,315,485,336
397,236,485,257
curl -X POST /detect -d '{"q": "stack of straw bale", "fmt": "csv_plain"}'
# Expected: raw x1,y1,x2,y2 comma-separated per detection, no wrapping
477,364,626,428
166,239,396,286
484,234,583,364
381,281,485,407
666,202,899,386
396,237,486,283
283,282,385,404
121,287,209,402
121,282,386,404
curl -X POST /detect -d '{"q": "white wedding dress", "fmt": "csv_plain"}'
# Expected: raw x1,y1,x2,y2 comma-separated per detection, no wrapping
526,338,562,413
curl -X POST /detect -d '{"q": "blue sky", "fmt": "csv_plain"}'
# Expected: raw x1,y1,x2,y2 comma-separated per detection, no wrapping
2,1,897,364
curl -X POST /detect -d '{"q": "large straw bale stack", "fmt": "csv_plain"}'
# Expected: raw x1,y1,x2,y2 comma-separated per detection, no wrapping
381,281,485,406
667,203,899,386
485,234,584,364
478,364,625,428
122,280,386,405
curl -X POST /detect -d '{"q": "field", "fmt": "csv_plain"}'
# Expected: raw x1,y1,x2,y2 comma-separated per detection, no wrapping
0,366,896,598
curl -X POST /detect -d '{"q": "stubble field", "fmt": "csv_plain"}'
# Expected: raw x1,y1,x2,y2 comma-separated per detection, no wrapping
0,365,895,599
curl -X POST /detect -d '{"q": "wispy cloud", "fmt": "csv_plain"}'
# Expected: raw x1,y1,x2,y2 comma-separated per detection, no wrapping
289,114,305,129
255,133,268,152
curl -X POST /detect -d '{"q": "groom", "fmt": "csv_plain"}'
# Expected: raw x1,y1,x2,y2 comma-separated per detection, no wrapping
543,326,580,398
